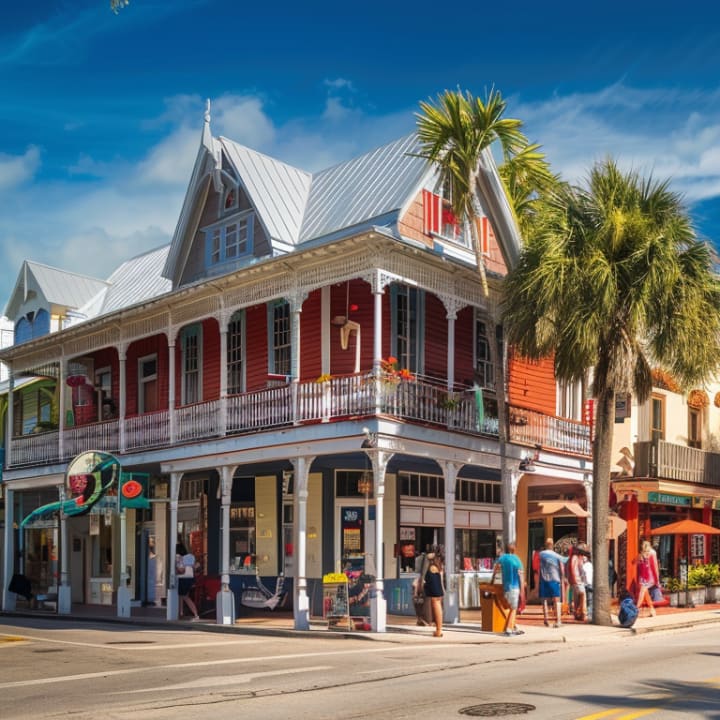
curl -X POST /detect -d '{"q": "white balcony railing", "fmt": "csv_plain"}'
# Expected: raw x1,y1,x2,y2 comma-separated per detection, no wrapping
11,375,597,468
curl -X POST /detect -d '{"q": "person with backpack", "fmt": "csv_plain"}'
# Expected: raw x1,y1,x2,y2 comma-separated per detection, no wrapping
617,588,639,628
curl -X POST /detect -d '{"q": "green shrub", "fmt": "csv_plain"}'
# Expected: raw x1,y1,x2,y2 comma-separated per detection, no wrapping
664,577,683,592
687,563,719,588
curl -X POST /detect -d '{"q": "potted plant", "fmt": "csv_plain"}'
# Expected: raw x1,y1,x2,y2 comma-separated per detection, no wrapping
664,576,682,607
692,563,720,602
687,565,708,606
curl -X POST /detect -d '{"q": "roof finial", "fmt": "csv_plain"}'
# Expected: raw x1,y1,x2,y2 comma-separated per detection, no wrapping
204,98,211,125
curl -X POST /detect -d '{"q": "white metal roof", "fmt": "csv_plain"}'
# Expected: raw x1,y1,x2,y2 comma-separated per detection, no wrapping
300,133,425,242
219,137,311,245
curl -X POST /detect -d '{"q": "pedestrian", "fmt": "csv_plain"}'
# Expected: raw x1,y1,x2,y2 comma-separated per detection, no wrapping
412,550,433,627
538,537,565,628
568,543,588,621
582,550,593,618
491,542,526,636
175,543,200,622
634,540,659,617
423,552,445,637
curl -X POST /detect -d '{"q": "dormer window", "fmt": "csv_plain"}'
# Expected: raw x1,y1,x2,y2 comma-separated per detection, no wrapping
204,212,254,268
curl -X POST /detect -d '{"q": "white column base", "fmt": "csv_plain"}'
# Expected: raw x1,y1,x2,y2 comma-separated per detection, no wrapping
58,586,72,615
294,592,310,630
370,591,387,632
117,586,131,618
216,588,236,625
443,589,459,624
166,588,179,620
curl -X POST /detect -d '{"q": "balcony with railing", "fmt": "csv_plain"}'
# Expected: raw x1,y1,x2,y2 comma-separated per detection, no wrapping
634,439,720,488
6,375,589,469
508,405,591,457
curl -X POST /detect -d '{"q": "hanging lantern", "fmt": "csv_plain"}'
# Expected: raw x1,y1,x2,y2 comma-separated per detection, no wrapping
357,473,372,495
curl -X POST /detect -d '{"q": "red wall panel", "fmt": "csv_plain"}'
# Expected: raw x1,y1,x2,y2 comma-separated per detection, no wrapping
507,351,556,415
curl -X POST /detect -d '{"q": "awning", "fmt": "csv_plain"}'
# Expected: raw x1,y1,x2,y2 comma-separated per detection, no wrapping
535,501,589,518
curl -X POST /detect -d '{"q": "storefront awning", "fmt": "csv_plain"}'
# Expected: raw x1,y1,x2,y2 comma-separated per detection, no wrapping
535,501,589,518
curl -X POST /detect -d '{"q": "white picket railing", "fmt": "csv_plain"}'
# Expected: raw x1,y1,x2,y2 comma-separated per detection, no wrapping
63,420,120,459
124,410,170,451
10,430,60,467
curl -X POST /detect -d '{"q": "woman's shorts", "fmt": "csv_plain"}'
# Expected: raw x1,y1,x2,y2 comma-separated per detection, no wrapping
539,579,561,599
178,578,195,597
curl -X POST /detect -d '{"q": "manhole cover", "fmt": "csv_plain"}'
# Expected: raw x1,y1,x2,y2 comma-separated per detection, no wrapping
459,703,536,717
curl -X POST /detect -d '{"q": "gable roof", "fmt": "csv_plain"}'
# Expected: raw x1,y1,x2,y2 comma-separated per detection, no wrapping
164,121,522,286
300,133,425,242
4,261,109,319
219,138,312,246
78,244,172,319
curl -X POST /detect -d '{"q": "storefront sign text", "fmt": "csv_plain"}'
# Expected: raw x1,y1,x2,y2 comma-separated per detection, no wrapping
647,492,691,506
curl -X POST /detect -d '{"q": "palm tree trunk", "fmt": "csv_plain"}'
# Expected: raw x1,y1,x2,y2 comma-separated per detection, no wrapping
469,172,490,298
591,388,615,626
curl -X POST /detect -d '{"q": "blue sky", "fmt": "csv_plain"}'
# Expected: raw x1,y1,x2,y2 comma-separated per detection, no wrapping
2,0,720,313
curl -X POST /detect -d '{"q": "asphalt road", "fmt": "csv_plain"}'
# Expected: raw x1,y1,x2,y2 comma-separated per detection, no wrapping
0,617,718,719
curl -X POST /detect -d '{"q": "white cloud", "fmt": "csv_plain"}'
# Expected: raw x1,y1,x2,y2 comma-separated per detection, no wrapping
514,83,720,204
0,146,41,189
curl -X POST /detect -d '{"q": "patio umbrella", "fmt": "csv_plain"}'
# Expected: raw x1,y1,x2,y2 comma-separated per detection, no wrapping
649,518,720,607
649,519,720,537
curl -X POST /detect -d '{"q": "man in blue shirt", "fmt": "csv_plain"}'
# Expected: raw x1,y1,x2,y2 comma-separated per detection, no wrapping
491,542,525,636
539,537,566,628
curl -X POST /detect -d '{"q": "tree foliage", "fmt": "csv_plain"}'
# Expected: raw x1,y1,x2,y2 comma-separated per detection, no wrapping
502,158,720,624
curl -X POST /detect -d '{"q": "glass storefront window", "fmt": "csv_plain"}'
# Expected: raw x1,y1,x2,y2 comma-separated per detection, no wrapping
455,528,499,571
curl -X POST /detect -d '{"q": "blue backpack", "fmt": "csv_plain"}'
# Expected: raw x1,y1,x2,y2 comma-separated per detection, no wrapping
618,596,638,628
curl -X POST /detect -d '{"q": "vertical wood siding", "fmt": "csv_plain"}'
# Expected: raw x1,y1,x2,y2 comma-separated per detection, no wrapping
454,306,476,386
423,293,448,380
245,304,269,391
300,289,322,381
329,279,374,375
202,318,220,401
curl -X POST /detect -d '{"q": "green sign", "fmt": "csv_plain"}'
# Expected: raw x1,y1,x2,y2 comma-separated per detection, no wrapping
648,492,691,506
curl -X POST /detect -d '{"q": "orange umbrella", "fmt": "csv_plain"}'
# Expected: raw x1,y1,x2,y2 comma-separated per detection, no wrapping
649,519,720,536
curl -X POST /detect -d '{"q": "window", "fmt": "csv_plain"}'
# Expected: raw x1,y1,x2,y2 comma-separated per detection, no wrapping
688,407,702,449
95,367,114,420
270,301,291,376
392,285,423,374
181,325,202,405
227,311,245,395
422,183,491,253
651,394,665,443
13,385,53,435
557,378,585,421
457,478,501,504
138,354,158,413
398,472,445,499
204,213,254,268
474,316,495,390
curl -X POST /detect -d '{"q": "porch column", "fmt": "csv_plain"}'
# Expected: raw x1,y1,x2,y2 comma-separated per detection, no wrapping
372,272,384,414
291,455,314,630
288,292,306,426
219,325,228,436
118,349,127,452
166,471,181,621
6,371,13,467
168,339,176,444
216,465,236,624
369,447,391,632
437,294,463,390
2,487,15,611
58,360,66,461
583,478,593,548
503,468,521,545
58,486,71,614
442,461,461,624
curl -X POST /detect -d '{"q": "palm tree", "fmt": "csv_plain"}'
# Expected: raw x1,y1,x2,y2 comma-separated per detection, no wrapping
415,88,546,295
415,88,557,560
502,158,720,625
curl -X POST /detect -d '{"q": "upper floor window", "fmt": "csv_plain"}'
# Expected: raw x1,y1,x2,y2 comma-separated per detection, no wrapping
474,315,495,390
269,301,291,377
651,394,665,443
422,181,490,253
392,285,424,374
138,354,158,413
204,212,254,268
557,378,585,421
227,310,245,395
688,407,702,449
181,325,202,405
